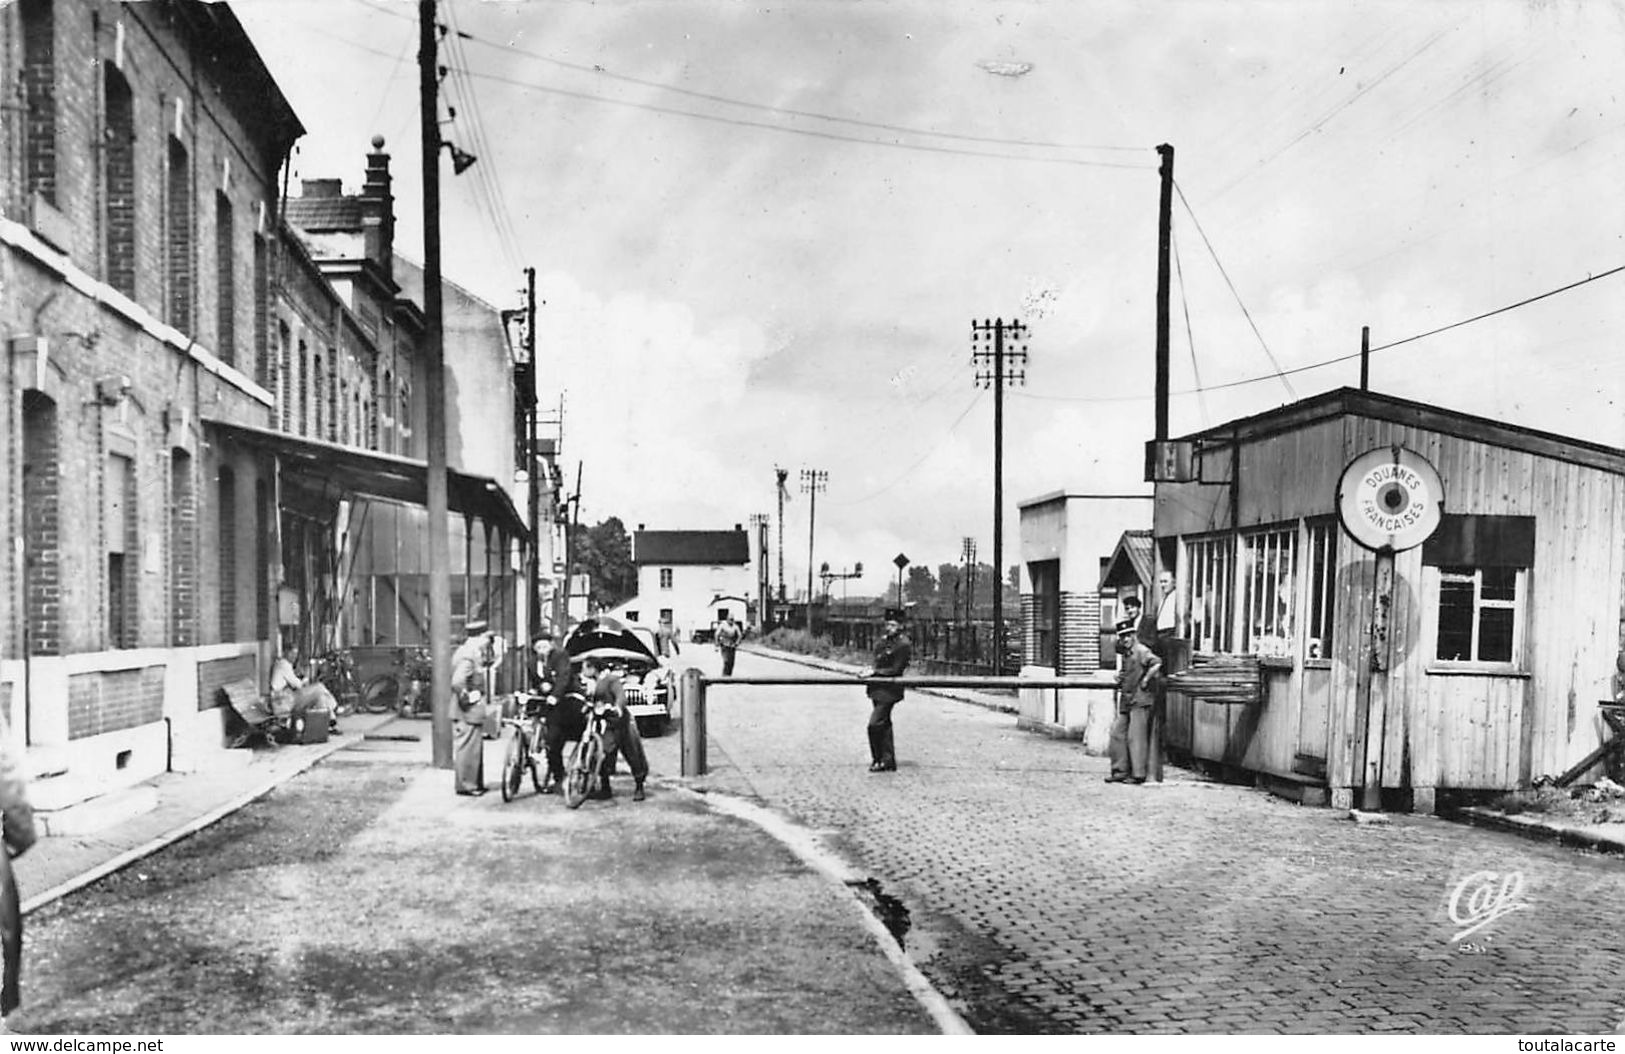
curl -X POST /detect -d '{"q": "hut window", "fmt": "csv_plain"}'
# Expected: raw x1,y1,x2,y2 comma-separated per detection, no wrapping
1239,527,1298,658
659,568,673,589
1304,520,1338,659
1186,535,1236,653
1436,566,1524,664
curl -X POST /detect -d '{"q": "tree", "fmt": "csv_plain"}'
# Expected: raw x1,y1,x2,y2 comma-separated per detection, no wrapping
903,564,937,609
936,563,963,619
569,516,636,611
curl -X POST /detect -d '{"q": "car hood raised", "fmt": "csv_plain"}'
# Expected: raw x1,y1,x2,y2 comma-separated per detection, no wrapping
564,615,659,665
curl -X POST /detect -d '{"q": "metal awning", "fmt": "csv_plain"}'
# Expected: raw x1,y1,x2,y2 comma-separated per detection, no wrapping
205,419,527,537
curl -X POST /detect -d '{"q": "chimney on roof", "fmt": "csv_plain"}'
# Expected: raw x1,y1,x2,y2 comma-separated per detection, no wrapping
361,135,395,282
301,178,342,199
734,524,742,531
638,524,646,531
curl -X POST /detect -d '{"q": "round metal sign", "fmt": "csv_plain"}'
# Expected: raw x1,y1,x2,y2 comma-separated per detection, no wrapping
1336,445,1445,552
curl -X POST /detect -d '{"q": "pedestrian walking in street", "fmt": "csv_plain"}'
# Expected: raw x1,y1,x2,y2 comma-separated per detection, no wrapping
451,619,495,796
0,707,36,1030
581,656,648,801
715,614,743,676
1106,618,1162,784
656,619,682,659
865,608,912,772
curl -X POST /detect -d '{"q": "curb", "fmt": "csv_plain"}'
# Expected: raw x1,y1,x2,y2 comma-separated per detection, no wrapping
21,727,372,916
1450,805,1625,856
661,780,974,1035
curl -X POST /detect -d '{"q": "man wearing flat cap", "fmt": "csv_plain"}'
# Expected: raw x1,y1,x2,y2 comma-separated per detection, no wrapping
865,608,912,772
451,618,495,795
1107,617,1162,785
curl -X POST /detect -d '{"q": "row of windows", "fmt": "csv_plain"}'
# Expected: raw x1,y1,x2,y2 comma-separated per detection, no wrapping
1183,521,1527,667
21,1,268,376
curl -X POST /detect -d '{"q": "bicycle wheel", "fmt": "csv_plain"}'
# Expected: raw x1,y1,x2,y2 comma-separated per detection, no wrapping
501,730,526,803
359,674,400,714
564,737,598,809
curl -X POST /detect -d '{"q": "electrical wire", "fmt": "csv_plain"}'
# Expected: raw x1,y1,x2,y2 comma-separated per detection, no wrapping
1011,262,1625,403
1174,179,1297,400
831,392,985,507
441,1,525,273
1171,228,1209,428
459,66,1154,168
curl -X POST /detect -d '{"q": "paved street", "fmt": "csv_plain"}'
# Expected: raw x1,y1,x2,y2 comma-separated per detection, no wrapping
688,644,1625,1035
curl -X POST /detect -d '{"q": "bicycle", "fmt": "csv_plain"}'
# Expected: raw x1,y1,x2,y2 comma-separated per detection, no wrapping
359,647,432,717
563,697,616,809
499,693,549,802
314,649,360,715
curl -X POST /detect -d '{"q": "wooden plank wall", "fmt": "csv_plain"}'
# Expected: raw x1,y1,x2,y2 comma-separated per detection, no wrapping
1156,409,1625,795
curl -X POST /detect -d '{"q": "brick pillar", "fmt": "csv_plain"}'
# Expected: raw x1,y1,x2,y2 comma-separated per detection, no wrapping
170,450,196,646
22,393,60,656
1020,593,1037,666
1058,591,1100,675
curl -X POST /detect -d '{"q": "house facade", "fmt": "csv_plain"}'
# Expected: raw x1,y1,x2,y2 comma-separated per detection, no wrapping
614,527,753,637
1151,387,1625,812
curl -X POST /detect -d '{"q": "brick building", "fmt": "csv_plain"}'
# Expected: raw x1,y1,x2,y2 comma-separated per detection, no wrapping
1,0,301,806
1,2,532,819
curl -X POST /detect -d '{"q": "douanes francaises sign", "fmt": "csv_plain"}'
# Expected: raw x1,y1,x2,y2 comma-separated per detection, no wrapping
1336,445,1445,552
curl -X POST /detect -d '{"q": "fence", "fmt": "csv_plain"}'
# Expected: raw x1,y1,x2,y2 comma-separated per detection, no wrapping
820,615,1021,675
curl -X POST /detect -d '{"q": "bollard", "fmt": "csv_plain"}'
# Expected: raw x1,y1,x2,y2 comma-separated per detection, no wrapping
680,667,707,777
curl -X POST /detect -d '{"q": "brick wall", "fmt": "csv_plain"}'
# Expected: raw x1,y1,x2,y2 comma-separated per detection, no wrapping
170,449,196,645
67,666,164,739
22,392,61,655
1060,591,1101,674
196,653,257,713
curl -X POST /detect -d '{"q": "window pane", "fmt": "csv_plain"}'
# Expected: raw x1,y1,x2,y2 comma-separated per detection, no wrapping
1480,566,1517,601
1437,578,1475,661
1478,606,1515,662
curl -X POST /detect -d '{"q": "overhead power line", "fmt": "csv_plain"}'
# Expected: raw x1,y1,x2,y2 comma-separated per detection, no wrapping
1012,262,1625,403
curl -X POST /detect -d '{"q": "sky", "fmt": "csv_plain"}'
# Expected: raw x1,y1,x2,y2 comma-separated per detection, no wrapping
234,0,1625,601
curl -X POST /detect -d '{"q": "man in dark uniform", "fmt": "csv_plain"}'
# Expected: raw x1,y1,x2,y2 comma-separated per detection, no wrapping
450,619,493,796
534,629,586,795
865,608,912,772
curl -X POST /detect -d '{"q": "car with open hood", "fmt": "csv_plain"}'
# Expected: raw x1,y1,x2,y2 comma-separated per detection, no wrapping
563,615,675,736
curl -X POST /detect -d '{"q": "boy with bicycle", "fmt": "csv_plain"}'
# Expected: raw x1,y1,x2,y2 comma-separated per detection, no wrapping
580,654,648,802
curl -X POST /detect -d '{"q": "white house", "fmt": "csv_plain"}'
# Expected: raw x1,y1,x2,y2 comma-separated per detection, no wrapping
611,526,754,638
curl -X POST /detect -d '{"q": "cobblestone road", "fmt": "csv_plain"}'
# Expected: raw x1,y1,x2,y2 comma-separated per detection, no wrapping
684,647,1625,1035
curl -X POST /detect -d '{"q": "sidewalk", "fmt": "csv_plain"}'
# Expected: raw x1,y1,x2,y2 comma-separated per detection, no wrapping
15,709,401,914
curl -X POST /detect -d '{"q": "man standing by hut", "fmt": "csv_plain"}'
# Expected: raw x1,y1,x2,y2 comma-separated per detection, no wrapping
1107,618,1163,784
865,608,912,773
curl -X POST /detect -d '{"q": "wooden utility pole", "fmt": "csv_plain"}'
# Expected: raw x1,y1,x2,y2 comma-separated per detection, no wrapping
1359,325,1371,391
972,318,1028,676
524,267,539,638
420,0,452,767
774,466,789,612
1155,143,1174,445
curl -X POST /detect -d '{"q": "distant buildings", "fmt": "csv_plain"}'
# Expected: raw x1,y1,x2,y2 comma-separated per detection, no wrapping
612,526,753,637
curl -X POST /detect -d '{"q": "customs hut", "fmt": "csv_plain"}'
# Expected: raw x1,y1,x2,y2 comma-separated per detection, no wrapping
1150,388,1625,813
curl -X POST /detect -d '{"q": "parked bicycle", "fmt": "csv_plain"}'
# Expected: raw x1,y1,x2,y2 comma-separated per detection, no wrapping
314,649,360,716
359,646,433,717
499,693,548,802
